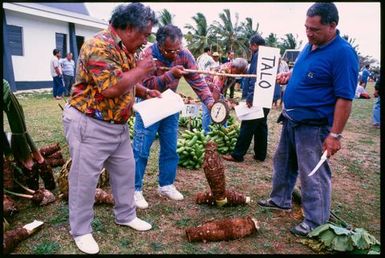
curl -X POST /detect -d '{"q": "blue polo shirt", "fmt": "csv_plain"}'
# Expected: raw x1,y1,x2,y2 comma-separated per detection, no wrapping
283,31,359,126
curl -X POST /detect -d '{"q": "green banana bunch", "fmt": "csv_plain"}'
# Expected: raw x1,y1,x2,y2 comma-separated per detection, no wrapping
207,123,240,154
178,116,189,128
189,116,202,130
177,129,208,170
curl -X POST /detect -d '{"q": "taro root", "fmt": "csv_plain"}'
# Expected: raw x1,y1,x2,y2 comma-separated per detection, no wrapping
3,195,18,218
35,161,56,190
46,150,63,160
3,220,44,254
94,188,114,205
44,158,65,168
186,216,259,242
39,143,60,157
3,159,14,190
4,180,56,206
203,141,226,206
195,190,250,206
20,163,39,191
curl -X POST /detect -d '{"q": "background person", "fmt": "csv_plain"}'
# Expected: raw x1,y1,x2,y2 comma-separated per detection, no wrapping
360,64,371,88
257,2,359,236
62,3,159,254
223,34,270,163
60,52,75,96
50,48,65,100
133,25,215,209
201,58,248,134
196,46,215,73
372,76,381,128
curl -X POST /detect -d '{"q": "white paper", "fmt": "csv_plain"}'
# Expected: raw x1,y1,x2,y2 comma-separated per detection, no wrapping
23,220,44,231
234,102,264,120
133,89,184,128
252,46,281,109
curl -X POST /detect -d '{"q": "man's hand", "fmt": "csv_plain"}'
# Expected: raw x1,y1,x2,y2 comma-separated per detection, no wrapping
246,100,253,108
136,54,156,75
170,65,187,79
276,71,291,85
323,136,341,158
146,89,162,99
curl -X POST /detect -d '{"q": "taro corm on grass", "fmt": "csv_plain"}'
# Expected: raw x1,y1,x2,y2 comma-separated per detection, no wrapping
95,188,114,205
3,194,18,218
4,179,55,206
185,216,259,242
39,143,61,157
3,220,44,254
203,141,227,206
195,190,250,206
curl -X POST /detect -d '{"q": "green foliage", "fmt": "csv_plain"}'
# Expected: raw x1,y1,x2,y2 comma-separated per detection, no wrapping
307,223,380,253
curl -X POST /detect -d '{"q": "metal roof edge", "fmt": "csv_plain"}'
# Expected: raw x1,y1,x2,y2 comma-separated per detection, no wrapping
3,2,108,29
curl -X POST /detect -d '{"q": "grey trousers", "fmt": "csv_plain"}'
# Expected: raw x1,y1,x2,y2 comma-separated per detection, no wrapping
63,105,136,237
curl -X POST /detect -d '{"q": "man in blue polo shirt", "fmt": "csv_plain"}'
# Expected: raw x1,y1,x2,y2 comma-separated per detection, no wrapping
258,2,358,236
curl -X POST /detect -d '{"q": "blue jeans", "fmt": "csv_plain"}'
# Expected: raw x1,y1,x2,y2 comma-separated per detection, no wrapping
53,75,64,97
269,116,331,229
372,97,380,125
133,112,179,191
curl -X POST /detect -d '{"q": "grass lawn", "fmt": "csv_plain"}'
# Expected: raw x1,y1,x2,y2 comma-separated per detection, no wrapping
3,80,381,254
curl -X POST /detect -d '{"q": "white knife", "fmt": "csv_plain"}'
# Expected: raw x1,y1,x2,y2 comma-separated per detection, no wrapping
308,150,328,177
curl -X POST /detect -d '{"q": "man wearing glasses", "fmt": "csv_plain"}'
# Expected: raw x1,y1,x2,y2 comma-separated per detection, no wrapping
133,25,215,209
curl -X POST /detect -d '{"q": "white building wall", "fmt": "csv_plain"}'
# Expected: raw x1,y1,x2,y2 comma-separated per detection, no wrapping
75,24,105,40
6,10,68,82
5,10,105,83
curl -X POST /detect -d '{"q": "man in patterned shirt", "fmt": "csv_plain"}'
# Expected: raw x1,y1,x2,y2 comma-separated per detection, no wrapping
201,58,248,134
62,3,160,254
133,25,214,209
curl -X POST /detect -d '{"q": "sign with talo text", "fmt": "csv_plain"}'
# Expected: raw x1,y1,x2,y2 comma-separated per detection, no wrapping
252,46,281,109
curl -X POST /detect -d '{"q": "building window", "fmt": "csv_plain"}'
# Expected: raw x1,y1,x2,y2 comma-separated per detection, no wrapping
56,33,67,56
7,25,23,56
76,35,84,54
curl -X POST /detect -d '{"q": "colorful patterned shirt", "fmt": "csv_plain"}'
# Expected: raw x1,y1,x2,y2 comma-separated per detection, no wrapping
141,43,214,106
69,26,136,124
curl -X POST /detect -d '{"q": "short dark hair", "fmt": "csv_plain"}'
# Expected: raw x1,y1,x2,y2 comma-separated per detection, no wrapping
250,34,265,46
204,47,211,53
156,25,183,46
53,49,60,55
307,2,339,25
109,3,157,31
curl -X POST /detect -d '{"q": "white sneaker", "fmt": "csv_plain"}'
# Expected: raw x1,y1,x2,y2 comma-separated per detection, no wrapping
116,217,152,231
158,184,184,200
134,191,149,209
74,233,99,254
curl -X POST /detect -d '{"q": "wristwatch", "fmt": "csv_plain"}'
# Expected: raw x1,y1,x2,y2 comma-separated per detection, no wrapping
329,132,343,140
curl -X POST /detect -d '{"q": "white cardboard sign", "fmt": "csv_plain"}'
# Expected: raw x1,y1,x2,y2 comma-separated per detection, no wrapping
180,104,199,118
252,46,281,109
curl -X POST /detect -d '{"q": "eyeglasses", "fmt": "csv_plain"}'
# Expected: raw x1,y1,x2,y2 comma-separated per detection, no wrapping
161,47,181,55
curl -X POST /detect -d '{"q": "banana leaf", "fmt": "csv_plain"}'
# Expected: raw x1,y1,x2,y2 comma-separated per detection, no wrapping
3,79,42,167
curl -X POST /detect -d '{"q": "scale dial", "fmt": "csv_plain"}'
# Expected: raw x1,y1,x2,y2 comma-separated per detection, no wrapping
210,100,229,124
